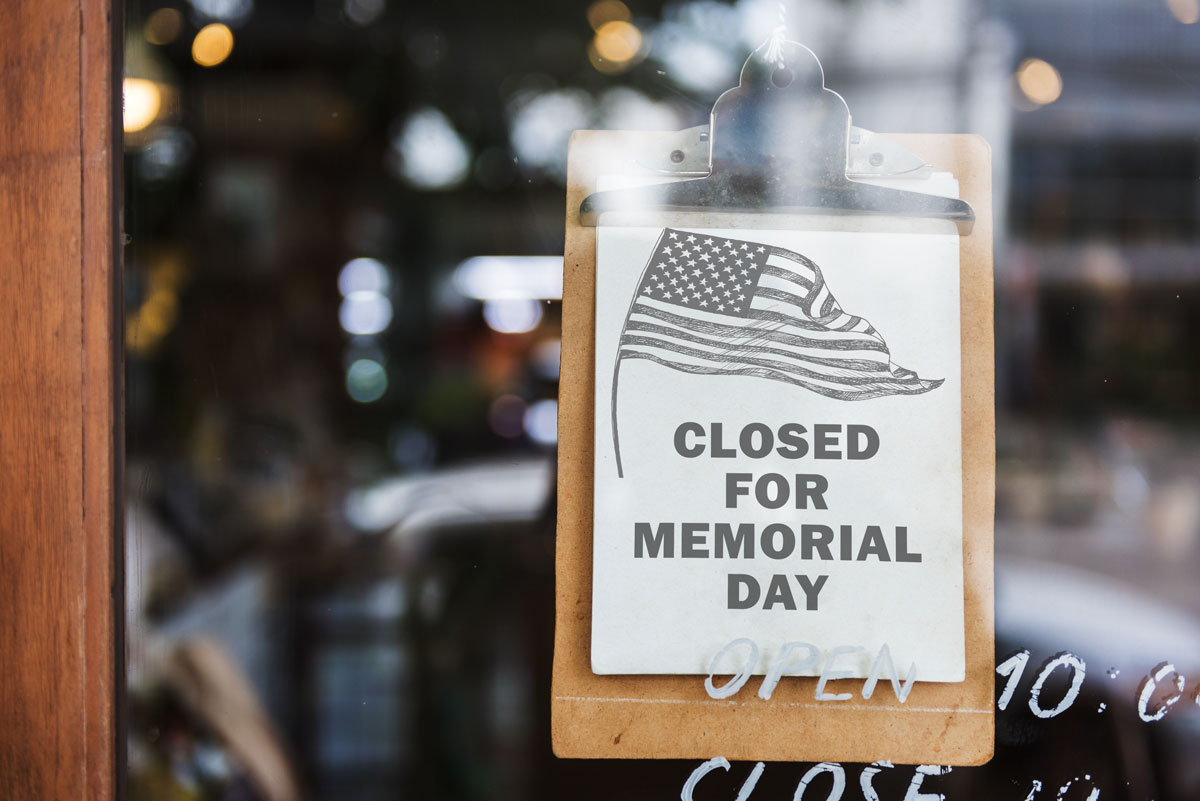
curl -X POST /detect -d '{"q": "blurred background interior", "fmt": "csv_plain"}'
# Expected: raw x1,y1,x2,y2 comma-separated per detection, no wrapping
122,0,1200,798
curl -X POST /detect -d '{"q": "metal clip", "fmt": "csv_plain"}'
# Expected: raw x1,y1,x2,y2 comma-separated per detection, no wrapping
580,41,973,233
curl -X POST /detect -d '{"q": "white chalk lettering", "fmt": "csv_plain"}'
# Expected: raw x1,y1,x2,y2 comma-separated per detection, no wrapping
815,646,864,702
995,649,1031,712
859,761,894,801
705,638,758,699
903,765,952,801
680,757,730,801
862,643,917,703
758,642,821,701
1137,661,1184,722
1028,652,1086,719
794,762,845,801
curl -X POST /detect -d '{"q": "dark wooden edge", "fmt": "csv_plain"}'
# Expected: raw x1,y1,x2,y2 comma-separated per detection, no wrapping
83,0,125,798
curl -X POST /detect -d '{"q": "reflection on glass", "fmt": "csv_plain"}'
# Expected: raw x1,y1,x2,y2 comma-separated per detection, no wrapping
123,0,1200,798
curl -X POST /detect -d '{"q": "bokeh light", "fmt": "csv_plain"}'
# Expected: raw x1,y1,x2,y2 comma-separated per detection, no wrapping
453,256,562,301
125,255,186,354
389,425,436,470
192,23,235,67
144,7,184,45
650,31,738,93
482,299,542,334
488,395,527,438
338,258,391,296
589,20,643,73
593,20,642,62
123,78,162,133
523,399,558,446
346,359,388,403
586,0,630,30
339,291,394,335
138,127,195,181
596,87,680,132
389,108,471,190
1015,58,1062,106
188,0,253,25
508,89,591,180
344,0,386,26
531,340,562,380
1168,0,1200,24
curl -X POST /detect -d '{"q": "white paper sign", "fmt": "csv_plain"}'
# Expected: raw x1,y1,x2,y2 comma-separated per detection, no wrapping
591,200,964,681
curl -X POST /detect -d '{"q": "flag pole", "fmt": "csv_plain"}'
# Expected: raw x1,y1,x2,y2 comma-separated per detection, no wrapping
611,353,624,478
609,227,672,479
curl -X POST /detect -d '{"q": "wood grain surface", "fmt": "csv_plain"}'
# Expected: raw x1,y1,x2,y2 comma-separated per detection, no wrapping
0,1,121,798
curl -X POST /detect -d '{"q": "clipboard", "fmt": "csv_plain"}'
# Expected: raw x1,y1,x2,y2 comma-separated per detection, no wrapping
552,42,995,765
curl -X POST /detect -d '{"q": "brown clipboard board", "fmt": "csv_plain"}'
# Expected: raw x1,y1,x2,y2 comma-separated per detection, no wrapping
552,129,995,765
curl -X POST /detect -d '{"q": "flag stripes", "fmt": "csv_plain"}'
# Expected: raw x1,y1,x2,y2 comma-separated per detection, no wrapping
608,228,942,476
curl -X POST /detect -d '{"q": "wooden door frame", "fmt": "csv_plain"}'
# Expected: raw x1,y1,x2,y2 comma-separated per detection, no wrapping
0,1,123,798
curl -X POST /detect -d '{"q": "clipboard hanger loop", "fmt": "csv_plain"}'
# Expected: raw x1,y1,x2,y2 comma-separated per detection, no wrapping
580,41,976,234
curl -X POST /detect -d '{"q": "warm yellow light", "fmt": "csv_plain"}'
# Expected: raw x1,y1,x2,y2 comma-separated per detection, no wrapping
587,0,630,31
123,77,162,133
192,23,234,67
1168,0,1200,24
587,43,623,74
1016,58,1062,106
592,20,642,65
144,7,184,45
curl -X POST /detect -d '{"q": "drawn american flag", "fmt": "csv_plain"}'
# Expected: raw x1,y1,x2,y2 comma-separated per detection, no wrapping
610,228,942,476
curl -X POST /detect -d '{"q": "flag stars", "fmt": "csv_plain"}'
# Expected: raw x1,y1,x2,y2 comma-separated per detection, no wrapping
636,233,772,315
